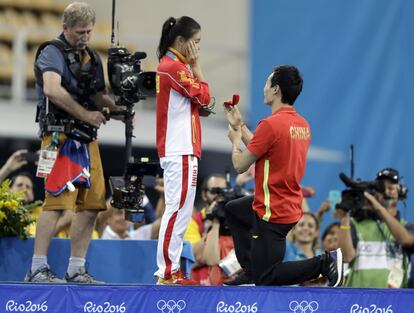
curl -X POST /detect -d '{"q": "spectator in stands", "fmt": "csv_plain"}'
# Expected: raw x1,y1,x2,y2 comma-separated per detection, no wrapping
0,152,41,236
284,212,326,286
285,212,321,261
223,65,343,287
10,172,35,205
0,149,30,183
100,196,164,241
338,168,414,288
1,156,77,239
95,194,158,238
25,2,124,284
100,205,131,240
322,222,340,252
9,171,43,237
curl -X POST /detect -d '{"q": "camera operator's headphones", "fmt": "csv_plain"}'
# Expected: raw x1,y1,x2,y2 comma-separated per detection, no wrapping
376,167,408,200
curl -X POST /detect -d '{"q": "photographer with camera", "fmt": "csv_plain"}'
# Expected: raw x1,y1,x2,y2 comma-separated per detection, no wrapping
184,172,253,246
337,168,414,288
224,65,343,287
191,201,238,286
25,2,124,284
184,175,227,245
154,16,211,285
183,174,248,285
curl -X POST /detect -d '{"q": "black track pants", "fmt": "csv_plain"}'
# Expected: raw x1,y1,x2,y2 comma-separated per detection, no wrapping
225,196,323,286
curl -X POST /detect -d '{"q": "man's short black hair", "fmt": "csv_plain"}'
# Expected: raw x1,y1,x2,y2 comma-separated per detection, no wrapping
271,65,303,105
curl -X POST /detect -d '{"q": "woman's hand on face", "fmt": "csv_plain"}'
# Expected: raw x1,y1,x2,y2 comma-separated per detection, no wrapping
186,40,199,67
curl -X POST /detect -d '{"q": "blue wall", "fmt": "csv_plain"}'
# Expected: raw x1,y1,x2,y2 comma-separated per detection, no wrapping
250,0,414,226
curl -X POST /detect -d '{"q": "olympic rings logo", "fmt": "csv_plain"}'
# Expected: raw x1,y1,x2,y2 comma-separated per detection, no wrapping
289,301,319,313
156,300,186,313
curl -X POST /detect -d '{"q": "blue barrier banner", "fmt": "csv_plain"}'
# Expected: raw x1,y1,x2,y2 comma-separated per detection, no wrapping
1,283,414,313
0,238,194,284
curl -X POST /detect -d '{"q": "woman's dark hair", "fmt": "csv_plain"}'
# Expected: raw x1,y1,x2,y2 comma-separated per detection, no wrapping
157,16,201,61
10,171,33,187
321,222,340,242
271,65,303,105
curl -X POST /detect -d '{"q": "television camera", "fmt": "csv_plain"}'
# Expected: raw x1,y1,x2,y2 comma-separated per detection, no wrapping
107,0,159,222
336,172,385,220
109,159,161,222
336,172,408,221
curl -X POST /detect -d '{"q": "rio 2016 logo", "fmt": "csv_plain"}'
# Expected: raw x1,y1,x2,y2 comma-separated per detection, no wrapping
350,304,393,313
289,301,319,313
83,301,126,313
216,301,258,313
5,300,48,312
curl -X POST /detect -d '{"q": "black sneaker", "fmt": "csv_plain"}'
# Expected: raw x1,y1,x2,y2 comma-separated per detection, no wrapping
322,248,343,287
65,267,104,284
224,271,255,286
24,265,66,283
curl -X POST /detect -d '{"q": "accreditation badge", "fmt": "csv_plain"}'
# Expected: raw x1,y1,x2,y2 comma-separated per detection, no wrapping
36,148,58,178
387,264,404,288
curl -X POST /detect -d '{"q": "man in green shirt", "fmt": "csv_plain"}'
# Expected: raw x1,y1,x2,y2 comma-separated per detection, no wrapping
338,168,414,288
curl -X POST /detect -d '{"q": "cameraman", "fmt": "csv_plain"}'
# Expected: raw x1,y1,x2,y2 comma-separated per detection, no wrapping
184,174,227,247
191,202,237,286
338,168,414,288
224,65,342,287
25,2,123,284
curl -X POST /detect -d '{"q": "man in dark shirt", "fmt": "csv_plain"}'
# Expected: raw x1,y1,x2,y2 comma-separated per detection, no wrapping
25,2,123,284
